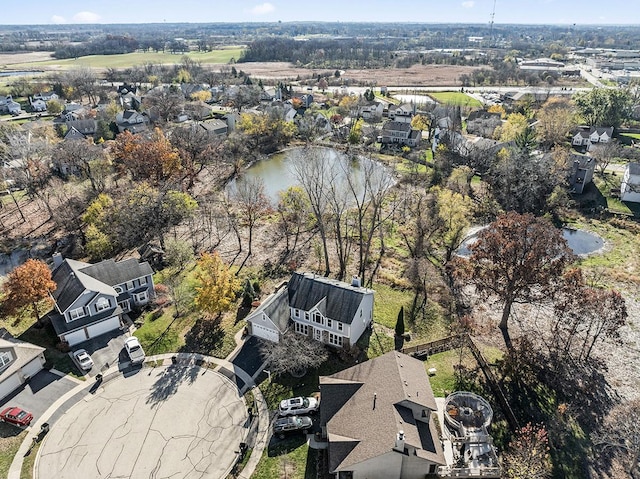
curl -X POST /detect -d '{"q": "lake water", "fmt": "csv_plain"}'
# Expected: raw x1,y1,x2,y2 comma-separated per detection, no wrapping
230,147,391,204
0,71,43,77
457,226,604,257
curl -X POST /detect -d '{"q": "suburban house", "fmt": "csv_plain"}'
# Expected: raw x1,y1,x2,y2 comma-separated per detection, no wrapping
388,103,415,123
358,102,384,121
0,330,46,401
49,255,155,346
568,153,595,194
116,110,150,133
621,162,640,202
64,119,97,139
319,351,446,479
572,126,614,150
380,121,422,147
246,272,374,349
33,91,59,102
465,110,502,137
0,95,21,115
199,118,228,137
30,98,47,112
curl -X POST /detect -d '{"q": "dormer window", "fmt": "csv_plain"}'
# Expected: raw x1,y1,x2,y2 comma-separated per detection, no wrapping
139,276,147,286
115,286,123,294
0,351,12,369
69,307,86,321
96,297,110,312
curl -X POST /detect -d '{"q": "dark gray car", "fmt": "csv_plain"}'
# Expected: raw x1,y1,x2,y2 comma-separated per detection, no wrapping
273,415,312,439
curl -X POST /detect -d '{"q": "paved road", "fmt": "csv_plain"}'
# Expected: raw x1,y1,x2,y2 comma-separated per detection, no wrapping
35,365,248,479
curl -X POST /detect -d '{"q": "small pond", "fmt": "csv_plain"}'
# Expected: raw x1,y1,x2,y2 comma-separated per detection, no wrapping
229,147,392,204
0,71,43,77
457,226,604,257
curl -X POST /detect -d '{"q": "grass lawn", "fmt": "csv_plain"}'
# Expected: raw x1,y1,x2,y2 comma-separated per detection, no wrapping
11,48,244,70
0,423,26,479
427,91,482,108
251,437,317,479
620,132,640,140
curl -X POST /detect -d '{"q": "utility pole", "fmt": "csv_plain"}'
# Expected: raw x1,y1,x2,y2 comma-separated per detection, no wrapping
489,0,497,47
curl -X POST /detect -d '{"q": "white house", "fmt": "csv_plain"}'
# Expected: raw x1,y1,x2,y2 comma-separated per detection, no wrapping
621,162,640,202
50,255,155,346
572,126,614,150
320,352,446,479
246,272,374,348
388,103,415,123
0,332,46,401
359,102,384,121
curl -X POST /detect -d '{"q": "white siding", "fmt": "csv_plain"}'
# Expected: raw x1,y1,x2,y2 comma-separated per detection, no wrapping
21,356,45,379
0,374,22,401
251,322,280,342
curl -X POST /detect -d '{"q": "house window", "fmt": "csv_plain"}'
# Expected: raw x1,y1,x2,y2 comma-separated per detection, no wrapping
95,297,110,312
293,309,300,319
337,322,344,332
326,318,333,329
69,307,85,320
295,323,309,335
313,313,323,325
328,333,343,347
125,281,134,290
114,286,123,294
304,312,310,321
0,352,12,369
133,291,148,304
139,276,147,286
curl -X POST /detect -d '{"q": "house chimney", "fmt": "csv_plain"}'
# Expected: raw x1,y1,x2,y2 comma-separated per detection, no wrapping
52,253,64,268
395,430,405,451
351,275,361,288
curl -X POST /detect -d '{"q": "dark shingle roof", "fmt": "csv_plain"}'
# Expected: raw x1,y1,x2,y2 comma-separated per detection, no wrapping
287,272,370,325
50,306,122,335
258,285,291,333
382,121,411,132
628,162,640,176
78,258,153,287
320,352,444,472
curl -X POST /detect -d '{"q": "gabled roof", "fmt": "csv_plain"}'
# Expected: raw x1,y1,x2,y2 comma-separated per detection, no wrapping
382,121,411,132
287,272,371,325
627,162,640,176
64,127,86,141
0,335,45,384
65,119,97,135
320,352,444,472
51,258,152,313
250,285,290,333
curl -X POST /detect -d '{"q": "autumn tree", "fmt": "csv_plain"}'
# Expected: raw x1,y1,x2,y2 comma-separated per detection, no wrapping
411,114,430,132
574,88,632,128
169,124,224,190
535,96,576,149
496,112,529,142
237,109,297,154
487,104,506,118
455,212,573,349
551,268,627,363
52,138,109,192
502,423,552,479
112,128,181,185
592,398,640,477
221,85,262,112
433,186,473,263
259,331,328,377
2,259,56,323
194,252,240,319
143,85,185,122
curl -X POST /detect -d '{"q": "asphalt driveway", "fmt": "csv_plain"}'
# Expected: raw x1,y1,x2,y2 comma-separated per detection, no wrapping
0,370,79,422
35,364,248,479
70,330,128,377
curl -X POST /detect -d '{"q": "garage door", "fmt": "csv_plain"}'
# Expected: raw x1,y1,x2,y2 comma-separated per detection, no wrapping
64,329,89,347
21,356,44,380
251,323,279,342
86,316,120,339
0,374,23,401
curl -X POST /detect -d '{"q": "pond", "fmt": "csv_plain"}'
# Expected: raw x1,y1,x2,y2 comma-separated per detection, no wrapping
230,147,392,204
0,71,44,77
457,226,604,257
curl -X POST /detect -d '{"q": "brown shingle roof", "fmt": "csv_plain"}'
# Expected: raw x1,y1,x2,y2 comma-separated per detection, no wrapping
320,352,444,472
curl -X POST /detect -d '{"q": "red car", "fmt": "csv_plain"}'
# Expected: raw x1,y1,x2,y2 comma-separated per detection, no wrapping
0,407,33,427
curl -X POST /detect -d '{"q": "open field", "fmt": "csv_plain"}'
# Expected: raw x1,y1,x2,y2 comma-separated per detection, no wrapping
427,91,483,107
2,48,244,71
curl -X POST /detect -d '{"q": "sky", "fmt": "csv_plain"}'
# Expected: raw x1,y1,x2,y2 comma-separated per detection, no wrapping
2,0,640,25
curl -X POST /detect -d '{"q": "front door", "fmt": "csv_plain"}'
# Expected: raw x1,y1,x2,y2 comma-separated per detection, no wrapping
314,328,323,342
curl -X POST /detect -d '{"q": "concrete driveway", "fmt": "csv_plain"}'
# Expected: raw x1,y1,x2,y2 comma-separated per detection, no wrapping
0,370,79,422
70,330,128,377
35,364,248,479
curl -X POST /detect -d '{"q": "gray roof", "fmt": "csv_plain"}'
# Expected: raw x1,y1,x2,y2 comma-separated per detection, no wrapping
64,119,97,135
51,258,152,313
628,162,640,176
250,285,290,333
0,336,45,387
382,121,411,132
50,306,122,335
320,351,444,472
287,272,371,325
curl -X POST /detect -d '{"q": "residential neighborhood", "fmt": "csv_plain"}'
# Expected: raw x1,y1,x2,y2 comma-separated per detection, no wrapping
0,11,639,479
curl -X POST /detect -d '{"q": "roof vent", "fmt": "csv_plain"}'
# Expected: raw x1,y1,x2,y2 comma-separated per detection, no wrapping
351,275,361,288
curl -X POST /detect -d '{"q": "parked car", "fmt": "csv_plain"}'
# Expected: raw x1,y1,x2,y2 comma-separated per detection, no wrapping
73,349,94,371
273,415,312,438
124,337,145,365
0,407,33,427
278,396,319,416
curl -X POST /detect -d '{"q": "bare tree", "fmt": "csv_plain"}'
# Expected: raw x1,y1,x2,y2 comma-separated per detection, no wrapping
52,139,107,192
143,86,185,123
593,398,640,477
230,177,271,268
290,147,337,276
590,140,622,176
259,331,328,377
